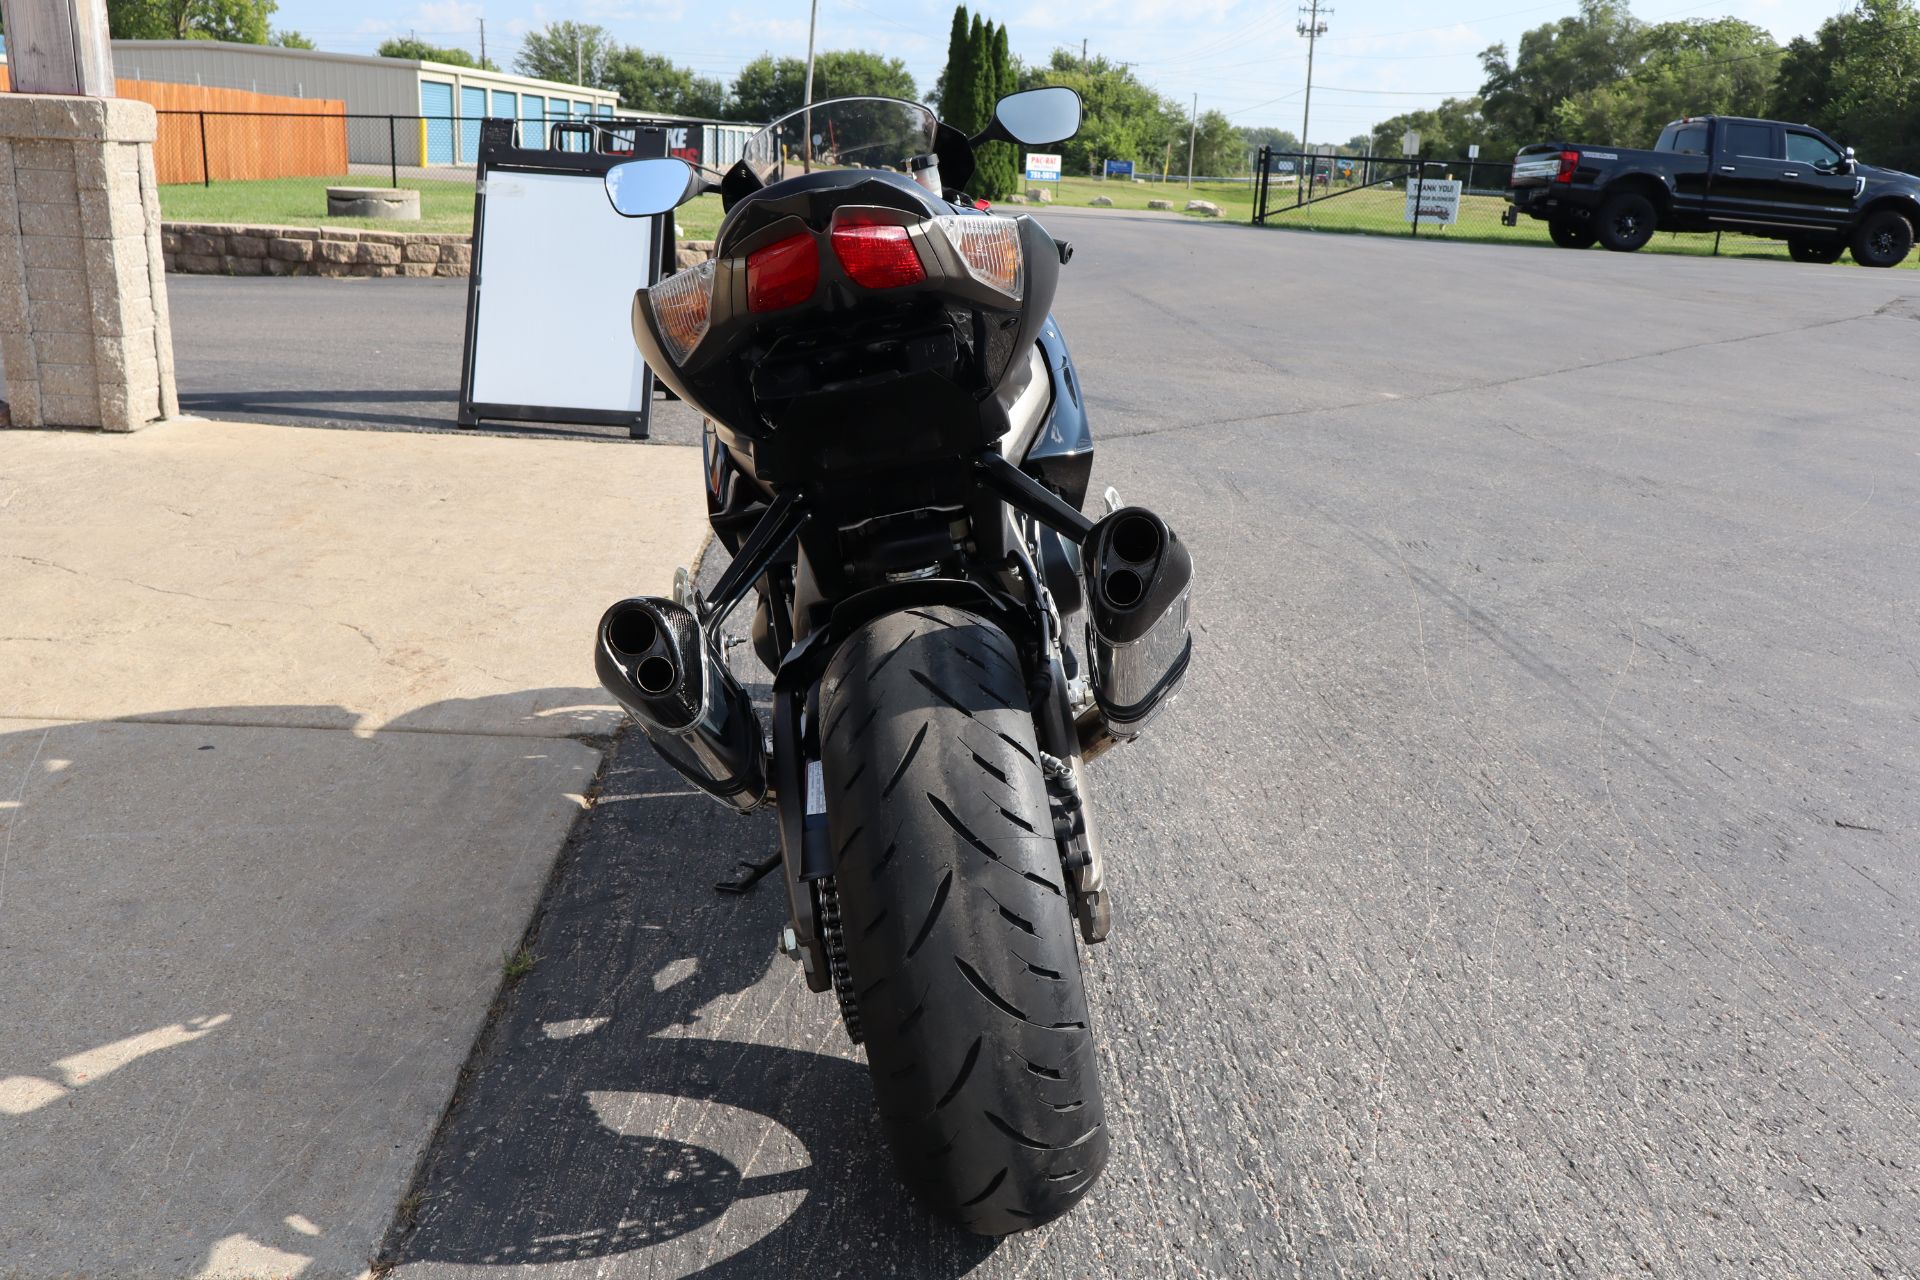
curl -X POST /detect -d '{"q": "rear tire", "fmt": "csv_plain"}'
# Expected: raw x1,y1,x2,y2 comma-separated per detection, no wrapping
1850,209,1914,268
1548,217,1596,249
1595,191,1657,252
1788,236,1846,264
820,605,1107,1236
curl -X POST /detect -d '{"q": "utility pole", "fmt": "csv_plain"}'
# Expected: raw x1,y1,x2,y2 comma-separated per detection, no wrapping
801,0,820,171
1082,37,1088,62
1297,1,1329,207
1186,92,1198,188
478,18,486,68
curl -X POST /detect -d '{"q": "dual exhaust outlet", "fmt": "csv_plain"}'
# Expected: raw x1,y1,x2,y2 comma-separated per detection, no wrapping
1080,506,1193,743
593,597,769,813
594,506,1191,810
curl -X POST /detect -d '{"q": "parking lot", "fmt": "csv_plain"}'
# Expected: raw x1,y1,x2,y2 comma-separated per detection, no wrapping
174,214,1920,1278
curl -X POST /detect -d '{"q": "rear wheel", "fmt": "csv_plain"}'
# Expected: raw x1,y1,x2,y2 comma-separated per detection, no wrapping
1595,191,1657,252
1850,209,1914,268
1548,216,1596,249
820,605,1107,1235
1788,236,1846,264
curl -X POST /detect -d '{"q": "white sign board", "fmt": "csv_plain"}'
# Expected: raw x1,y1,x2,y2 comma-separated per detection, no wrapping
1468,143,1481,159
1401,131,1420,157
1024,152,1062,182
467,170,656,416
1405,179,1462,225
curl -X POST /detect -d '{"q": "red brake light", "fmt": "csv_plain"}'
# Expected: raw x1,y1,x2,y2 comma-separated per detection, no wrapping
747,233,819,313
1555,149,1580,183
830,220,925,290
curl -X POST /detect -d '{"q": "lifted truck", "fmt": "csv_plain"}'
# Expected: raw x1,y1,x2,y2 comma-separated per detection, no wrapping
1504,115,1920,267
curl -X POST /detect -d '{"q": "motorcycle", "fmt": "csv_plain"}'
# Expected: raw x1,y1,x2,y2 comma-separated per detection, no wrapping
593,89,1193,1234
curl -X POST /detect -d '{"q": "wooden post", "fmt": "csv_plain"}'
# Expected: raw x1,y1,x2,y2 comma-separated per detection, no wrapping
0,0,116,97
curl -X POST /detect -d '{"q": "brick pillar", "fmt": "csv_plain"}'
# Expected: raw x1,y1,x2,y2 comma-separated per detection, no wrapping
0,94,179,432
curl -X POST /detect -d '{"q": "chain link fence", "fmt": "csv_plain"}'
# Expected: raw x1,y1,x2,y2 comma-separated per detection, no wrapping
1250,146,1918,269
1253,148,1524,243
151,111,679,235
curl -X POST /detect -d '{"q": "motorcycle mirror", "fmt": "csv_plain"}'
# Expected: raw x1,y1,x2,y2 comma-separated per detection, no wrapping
983,87,1083,147
605,158,696,218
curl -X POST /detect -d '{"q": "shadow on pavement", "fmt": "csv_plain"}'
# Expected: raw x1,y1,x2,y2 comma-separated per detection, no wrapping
179,387,462,432
0,693,611,1278
388,734,1002,1278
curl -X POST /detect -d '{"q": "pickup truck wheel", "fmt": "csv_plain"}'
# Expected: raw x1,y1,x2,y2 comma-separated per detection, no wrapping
1850,209,1914,268
1787,237,1846,264
1548,217,1596,249
1596,192,1657,252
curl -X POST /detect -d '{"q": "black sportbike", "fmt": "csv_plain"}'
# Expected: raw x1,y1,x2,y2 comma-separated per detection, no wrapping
594,89,1193,1233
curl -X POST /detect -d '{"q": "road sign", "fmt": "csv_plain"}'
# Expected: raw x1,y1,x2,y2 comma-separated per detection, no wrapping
1468,143,1481,159
1405,179,1462,225
1025,152,1061,182
1104,158,1134,179
1402,131,1420,157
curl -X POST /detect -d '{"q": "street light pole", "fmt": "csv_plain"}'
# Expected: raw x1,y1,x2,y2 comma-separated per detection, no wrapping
802,0,821,111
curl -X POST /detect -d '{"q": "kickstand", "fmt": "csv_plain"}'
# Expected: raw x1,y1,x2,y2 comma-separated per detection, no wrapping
715,849,783,895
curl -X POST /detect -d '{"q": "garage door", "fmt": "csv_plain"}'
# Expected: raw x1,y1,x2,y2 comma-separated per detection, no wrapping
520,96,545,150
491,89,517,137
460,85,486,163
421,80,454,165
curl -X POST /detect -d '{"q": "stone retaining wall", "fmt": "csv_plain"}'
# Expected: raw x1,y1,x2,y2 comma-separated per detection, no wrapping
162,223,471,278
162,223,720,279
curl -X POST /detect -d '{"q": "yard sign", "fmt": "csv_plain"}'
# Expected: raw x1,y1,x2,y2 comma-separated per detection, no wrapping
1405,179,1462,226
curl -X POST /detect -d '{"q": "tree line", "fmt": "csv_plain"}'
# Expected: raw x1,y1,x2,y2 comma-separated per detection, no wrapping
0,0,312,48
1367,0,1920,171
499,20,915,124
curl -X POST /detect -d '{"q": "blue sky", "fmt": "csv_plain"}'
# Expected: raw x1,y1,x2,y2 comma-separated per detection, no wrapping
263,0,1854,142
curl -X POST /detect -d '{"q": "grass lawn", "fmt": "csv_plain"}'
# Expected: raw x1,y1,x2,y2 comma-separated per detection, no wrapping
159,175,729,240
160,177,479,233
1038,175,1257,218
159,173,1913,272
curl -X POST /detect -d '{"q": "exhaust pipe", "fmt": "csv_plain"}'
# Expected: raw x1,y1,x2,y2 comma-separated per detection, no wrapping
1081,506,1193,745
594,597,768,813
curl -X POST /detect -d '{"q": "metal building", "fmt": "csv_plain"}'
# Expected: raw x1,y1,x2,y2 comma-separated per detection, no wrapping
107,41,620,166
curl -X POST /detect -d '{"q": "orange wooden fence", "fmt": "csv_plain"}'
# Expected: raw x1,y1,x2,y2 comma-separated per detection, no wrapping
0,71,348,184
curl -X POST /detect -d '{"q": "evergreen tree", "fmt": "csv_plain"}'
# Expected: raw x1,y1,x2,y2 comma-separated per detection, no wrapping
933,5,972,119
964,14,991,134
982,21,1017,197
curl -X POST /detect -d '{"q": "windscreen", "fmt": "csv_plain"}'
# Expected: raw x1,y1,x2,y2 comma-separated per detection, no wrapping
742,98,940,187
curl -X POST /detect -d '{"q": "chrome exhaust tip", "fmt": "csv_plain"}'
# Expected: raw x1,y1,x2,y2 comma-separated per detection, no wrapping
595,597,768,812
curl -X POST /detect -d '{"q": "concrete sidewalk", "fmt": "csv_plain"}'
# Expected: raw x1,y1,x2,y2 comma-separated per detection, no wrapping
0,419,707,1278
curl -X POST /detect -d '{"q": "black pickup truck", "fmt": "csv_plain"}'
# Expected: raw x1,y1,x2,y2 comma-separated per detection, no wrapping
1504,115,1920,267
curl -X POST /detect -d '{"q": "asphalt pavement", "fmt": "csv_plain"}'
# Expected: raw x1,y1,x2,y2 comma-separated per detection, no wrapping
174,216,1920,1278
166,275,706,446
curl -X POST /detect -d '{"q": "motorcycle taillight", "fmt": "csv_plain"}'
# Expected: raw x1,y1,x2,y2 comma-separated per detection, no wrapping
830,219,926,290
932,215,1023,301
647,259,714,364
747,233,820,312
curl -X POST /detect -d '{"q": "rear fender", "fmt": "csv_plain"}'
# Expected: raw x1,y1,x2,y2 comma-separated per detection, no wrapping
1603,172,1673,212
